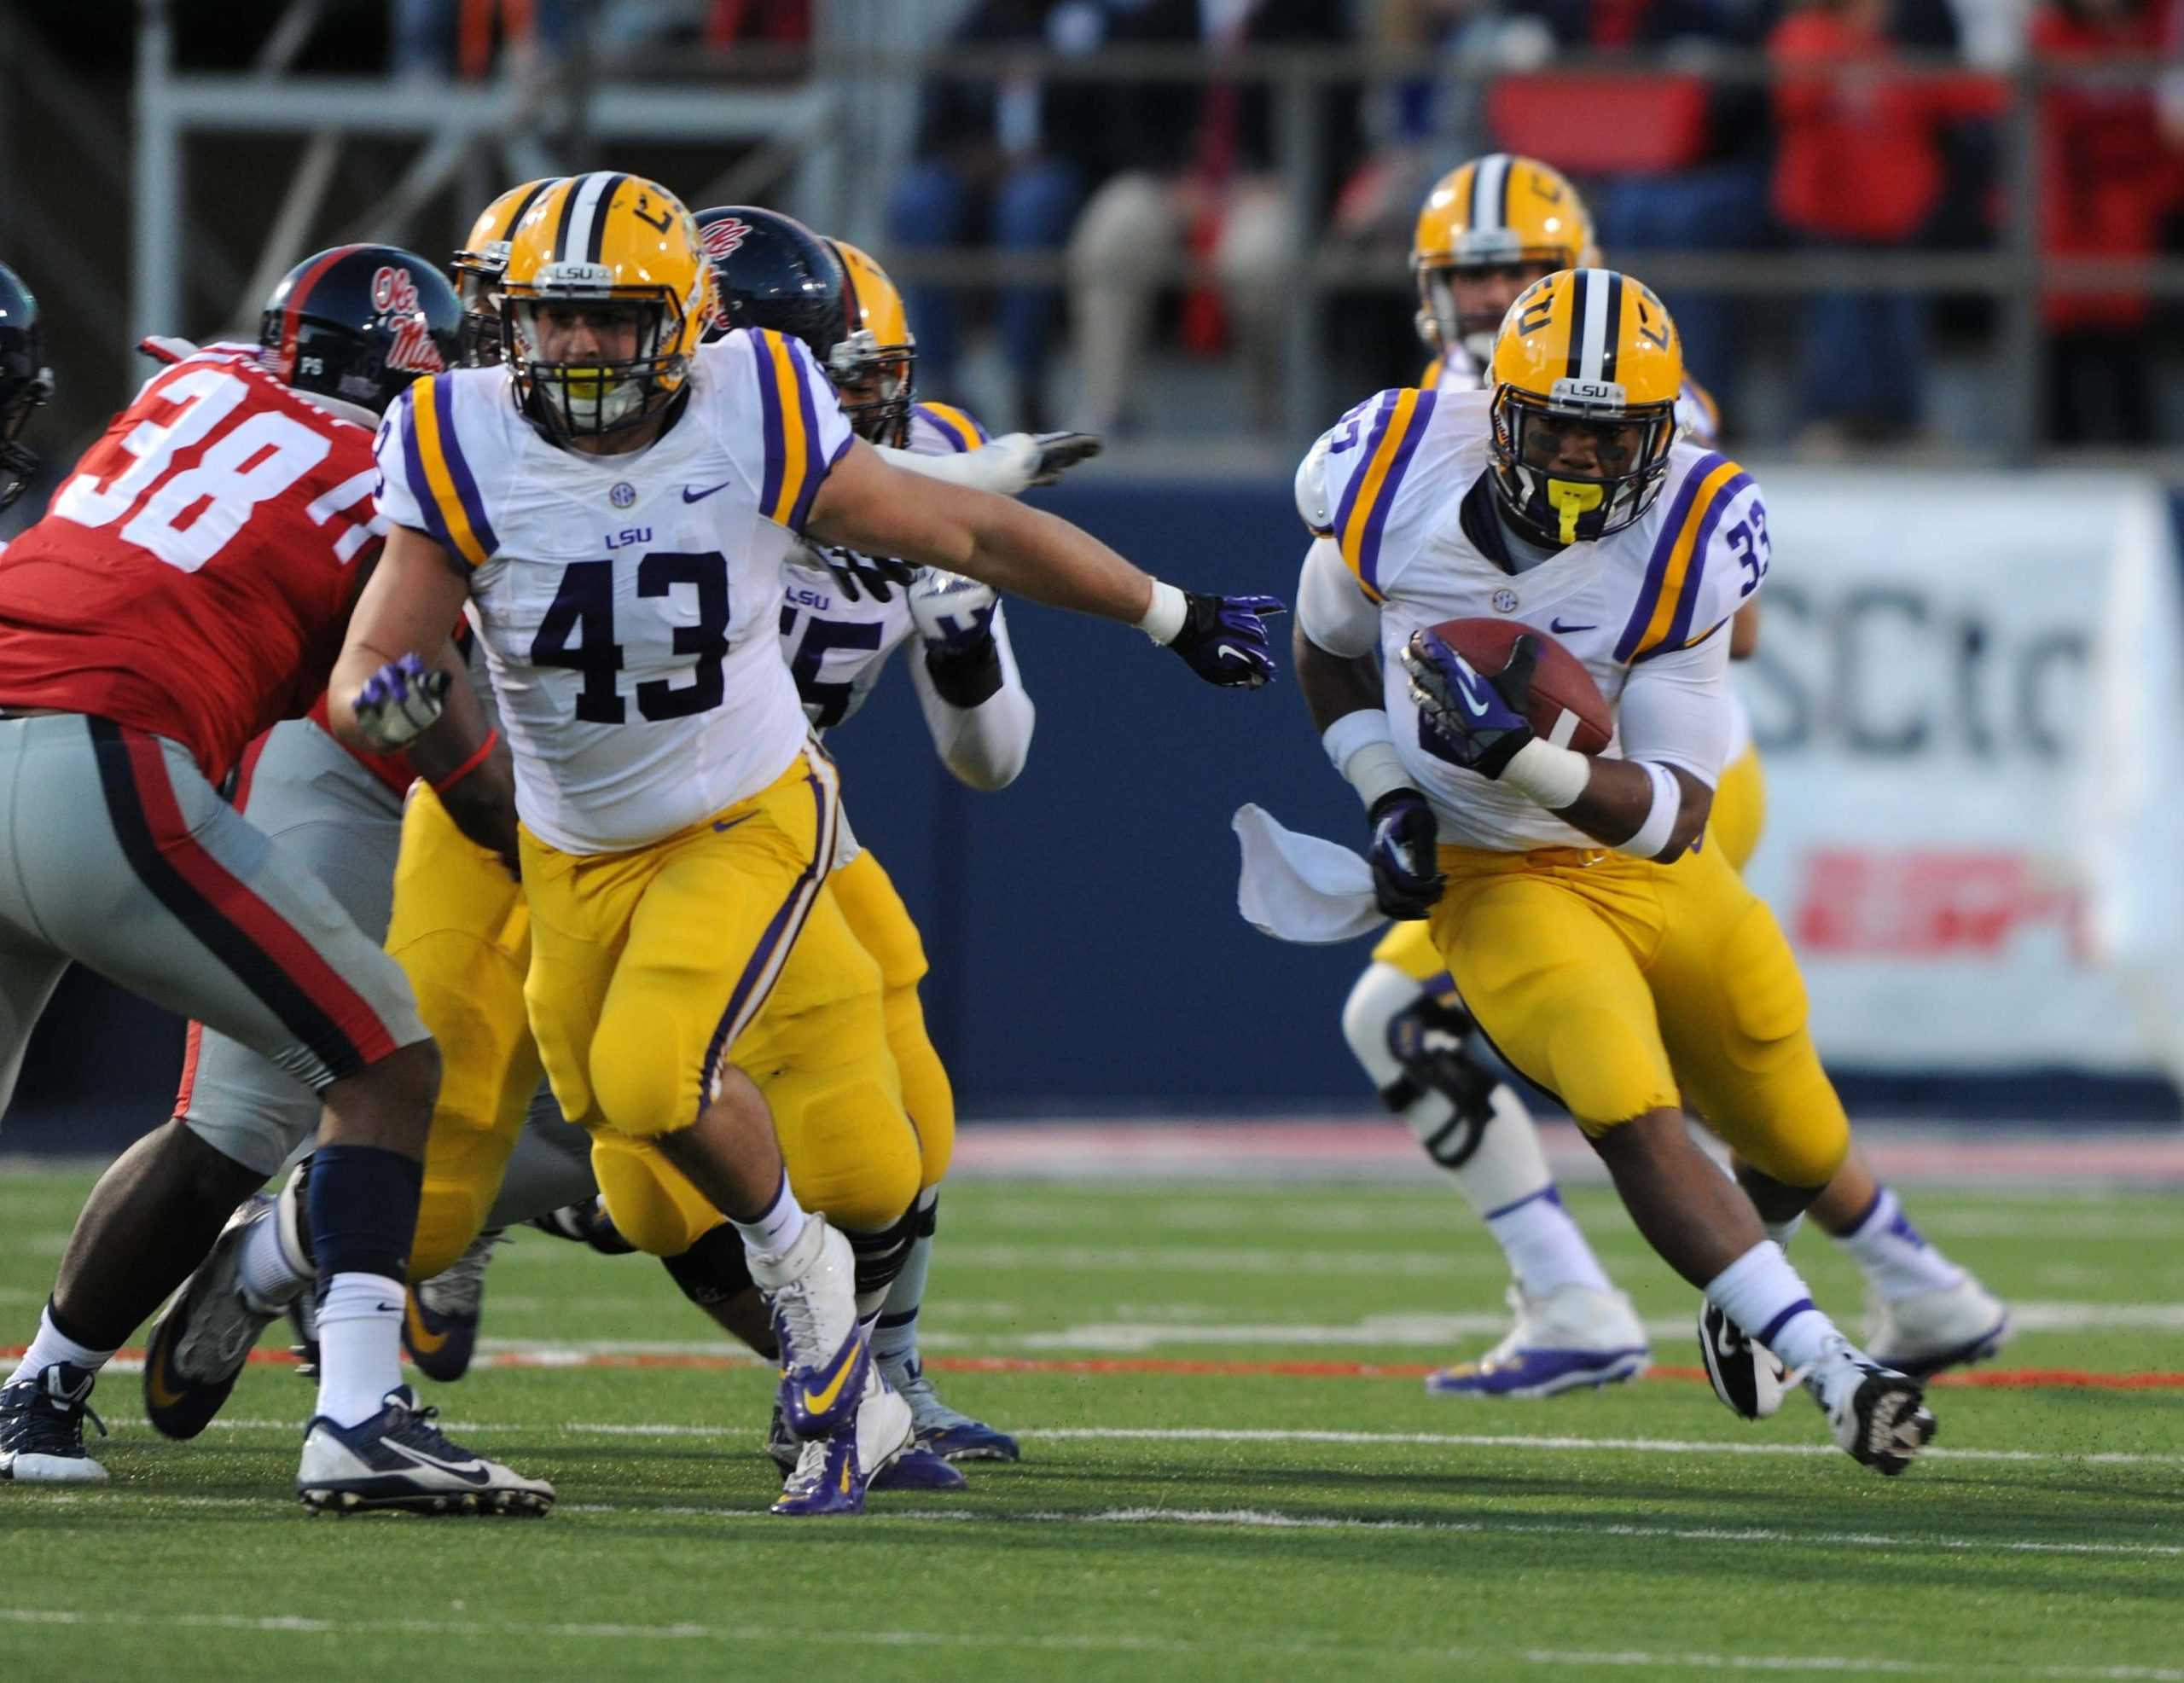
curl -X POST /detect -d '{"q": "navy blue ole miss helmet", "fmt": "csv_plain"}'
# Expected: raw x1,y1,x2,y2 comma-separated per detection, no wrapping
258,244,462,416
695,206,845,356
0,262,54,512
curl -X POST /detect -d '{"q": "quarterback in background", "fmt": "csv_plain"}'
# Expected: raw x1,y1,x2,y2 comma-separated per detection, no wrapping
1293,267,1936,1472
1339,154,2006,1398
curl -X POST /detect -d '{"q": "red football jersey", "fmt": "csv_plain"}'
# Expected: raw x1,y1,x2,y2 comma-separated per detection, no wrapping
0,344,386,781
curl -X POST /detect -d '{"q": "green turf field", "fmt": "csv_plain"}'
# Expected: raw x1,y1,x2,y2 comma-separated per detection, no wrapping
3,1163,2180,1681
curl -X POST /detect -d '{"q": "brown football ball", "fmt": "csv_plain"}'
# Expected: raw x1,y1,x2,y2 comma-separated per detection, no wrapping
1423,618,1612,754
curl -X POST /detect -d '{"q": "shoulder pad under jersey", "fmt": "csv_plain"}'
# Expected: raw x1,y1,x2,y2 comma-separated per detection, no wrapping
1612,446,1767,664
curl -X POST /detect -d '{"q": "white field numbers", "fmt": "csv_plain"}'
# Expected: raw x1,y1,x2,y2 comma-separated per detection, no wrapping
49,365,369,572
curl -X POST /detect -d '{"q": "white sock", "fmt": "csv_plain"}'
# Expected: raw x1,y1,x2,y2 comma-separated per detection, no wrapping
1832,1185,1966,1301
1704,1240,1844,1373
5,1304,117,1388
874,1193,937,1372
731,1173,808,1266
237,1205,311,1310
312,1272,405,1428
1485,1187,1614,1297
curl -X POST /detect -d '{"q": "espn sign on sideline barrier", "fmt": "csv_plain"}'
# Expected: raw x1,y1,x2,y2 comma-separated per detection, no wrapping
1736,470,2173,1086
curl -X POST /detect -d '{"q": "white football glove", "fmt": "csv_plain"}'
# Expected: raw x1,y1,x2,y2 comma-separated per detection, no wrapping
351,651,449,751
909,568,999,657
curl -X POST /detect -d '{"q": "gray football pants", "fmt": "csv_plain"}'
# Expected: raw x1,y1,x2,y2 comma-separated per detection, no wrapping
173,717,410,1175
0,714,425,1139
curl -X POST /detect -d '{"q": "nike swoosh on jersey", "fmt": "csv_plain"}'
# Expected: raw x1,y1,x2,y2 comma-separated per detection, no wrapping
682,479,735,503
1549,618,1598,634
383,1438,494,1486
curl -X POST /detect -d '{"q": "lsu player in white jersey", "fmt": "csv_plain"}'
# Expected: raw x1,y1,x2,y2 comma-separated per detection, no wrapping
446,208,1080,1474
1342,156,2005,1398
1292,268,1937,1472
329,172,1281,1514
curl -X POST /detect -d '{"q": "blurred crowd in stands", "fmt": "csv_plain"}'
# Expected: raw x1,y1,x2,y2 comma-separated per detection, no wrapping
295,0,2184,449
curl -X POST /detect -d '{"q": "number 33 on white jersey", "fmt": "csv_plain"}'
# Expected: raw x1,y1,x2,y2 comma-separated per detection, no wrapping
375,328,853,854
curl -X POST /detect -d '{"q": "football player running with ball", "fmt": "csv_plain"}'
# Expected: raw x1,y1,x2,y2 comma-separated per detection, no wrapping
330,174,1280,1513
1292,268,1936,1473
1342,154,2005,1400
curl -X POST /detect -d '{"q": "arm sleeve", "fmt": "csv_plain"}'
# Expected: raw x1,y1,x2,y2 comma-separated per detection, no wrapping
1296,537,1381,659
1617,624,1734,787
745,329,857,534
910,601,1036,792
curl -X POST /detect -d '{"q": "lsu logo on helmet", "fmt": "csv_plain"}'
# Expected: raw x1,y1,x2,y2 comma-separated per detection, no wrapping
498,171,711,439
1487,267,1682,548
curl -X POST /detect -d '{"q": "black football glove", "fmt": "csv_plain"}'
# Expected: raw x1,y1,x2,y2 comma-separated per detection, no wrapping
1400,629,1539,778
816,544,919,605
1367,787,1446,920
1165,591,1286,689
1023,430,1102,486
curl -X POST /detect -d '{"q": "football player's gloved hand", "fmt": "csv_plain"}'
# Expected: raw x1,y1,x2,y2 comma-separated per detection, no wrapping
1166,592,1286,689
909,567,999,658
982,430,1103,493
1368,787,1446,920
1401,629,1537,778
351,652,449,752
816,544,918,605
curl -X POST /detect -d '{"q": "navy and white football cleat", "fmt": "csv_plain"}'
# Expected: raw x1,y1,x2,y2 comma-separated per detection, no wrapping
143,1193,293,1439
883,1354,1020,1462
403,1229,503,1384
1427,1285,1650,1400
1698,1299,1791,1420
868,1444,967,1492
1866,1276,2011,1379
1806,1342,1937,1477
750,1216,867,1440
296,1384,554,1516
771,1364,915,1518
0,1361,109,1483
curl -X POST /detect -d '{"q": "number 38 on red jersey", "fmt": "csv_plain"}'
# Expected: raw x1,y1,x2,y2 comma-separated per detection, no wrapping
0,342,385,781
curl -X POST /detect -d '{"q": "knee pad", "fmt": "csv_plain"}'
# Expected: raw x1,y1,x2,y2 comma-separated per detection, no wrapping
590,1135,724,1258
587,1019,689,1140
843,1200,921,1303
1384,994,1502,1169
660,1220,755,1308
1340,962,1417,1088
775,1072,923,1233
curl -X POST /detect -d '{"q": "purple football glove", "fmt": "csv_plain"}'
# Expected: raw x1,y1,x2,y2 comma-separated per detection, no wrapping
1400,629,1538,778
351,651,450,752
1166,592,1286,689
1368,787,1445,920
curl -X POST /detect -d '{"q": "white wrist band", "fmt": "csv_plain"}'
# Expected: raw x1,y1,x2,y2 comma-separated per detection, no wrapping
1137,579,1188,644
1321,708,1394,772
1339,741,1414,811
1612,761,1683,859
1502,737,1591,810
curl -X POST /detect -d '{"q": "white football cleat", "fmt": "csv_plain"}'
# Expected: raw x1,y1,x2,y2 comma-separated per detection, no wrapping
772,1361,914,1517
750,1216,866,1440
1804,1339,1937,1476
1866,1276,2010,1379
1426,1285,1650,1399
1697,1299,1792,1420
297,1384,554,1515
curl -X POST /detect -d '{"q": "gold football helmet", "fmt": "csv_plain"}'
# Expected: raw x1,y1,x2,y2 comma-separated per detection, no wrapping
499,171,711,440
451,177,565,367
823,239,916,448
1413,154,1597,366
1488,268,1682,548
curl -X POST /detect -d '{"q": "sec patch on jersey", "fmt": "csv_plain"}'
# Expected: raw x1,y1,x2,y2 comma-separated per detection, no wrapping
1427,617,1612,753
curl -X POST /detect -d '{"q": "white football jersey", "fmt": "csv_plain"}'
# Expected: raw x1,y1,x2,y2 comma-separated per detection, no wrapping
1300,386,1769,851
375,328,853,853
